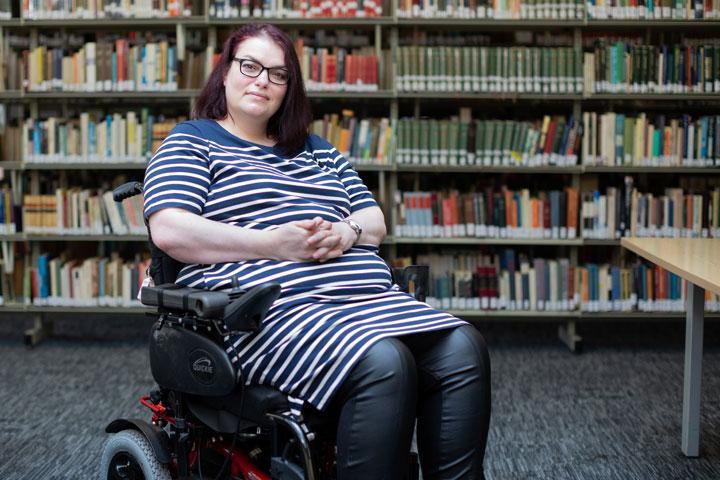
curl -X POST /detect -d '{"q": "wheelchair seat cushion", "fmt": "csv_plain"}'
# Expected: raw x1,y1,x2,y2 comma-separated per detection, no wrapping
198,385,289,425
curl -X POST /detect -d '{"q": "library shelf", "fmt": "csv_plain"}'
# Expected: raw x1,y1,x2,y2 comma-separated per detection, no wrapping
585,94,720,102
396,19,585,28
22,162,147,170
21,90,200,100
0,90,22,99
0,304,150,314
3,161,391,171
582,239,621,246
397,92,582,101
583,166,720,174
0,234,147,242
11,91,396,102
449,309,578,319
585,19,720,29
209,17,395,27
391,237,584,246
396,165,583,174
5,8,720,352
579,311,720,320
17,16,207,28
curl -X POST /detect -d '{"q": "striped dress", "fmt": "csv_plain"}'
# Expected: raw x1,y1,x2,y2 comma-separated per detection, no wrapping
143,119,467,416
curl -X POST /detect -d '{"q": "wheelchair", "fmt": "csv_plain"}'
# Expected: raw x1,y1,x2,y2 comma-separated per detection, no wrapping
100,181,428,480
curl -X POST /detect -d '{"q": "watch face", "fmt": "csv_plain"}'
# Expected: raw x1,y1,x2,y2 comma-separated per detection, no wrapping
345,219,361,236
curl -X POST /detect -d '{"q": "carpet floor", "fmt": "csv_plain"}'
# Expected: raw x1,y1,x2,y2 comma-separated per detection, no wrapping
0,316,718,479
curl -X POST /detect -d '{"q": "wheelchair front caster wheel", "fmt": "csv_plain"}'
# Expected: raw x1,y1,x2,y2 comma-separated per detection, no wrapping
100,430,172,480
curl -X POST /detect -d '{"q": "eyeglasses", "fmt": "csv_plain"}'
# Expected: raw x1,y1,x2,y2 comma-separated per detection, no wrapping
232,58,290,85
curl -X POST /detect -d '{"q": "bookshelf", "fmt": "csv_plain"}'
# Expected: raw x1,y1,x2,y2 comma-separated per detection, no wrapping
2,1,720,348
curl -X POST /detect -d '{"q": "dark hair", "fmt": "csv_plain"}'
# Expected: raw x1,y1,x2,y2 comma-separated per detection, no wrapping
192,23,312,156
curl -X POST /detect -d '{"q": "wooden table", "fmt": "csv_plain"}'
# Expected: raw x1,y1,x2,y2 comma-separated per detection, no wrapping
621,238,720,457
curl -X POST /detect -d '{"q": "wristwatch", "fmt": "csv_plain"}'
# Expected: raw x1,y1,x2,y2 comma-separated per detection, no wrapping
341,218,363,242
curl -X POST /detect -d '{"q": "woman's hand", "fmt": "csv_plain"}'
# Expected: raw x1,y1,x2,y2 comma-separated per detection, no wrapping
269,216,355,263
307,219,356,262
269,218,330,262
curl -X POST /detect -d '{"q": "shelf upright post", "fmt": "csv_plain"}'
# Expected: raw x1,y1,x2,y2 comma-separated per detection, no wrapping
375,24,383,90
385,26,399,258
24,165,53,347
558,26,585,353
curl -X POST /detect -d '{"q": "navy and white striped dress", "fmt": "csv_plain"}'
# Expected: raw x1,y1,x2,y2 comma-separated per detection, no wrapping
143,119,467,416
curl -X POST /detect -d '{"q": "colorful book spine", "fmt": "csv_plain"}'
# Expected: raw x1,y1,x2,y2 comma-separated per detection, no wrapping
584,40,720,94
416,250,577,312
210,0,384,17
22,112,182,164
577,261,720,312
581,183,720,239
398,0,584,19
588,0,720,19
296,42,382,92
25,252,150,308
397,45,582,94
22,188,145,235
582,112,720,167
311,110,393,165
26,39,179,92
23,0,194,19
0,186,17,234
395,187,579,240
396,114,580,167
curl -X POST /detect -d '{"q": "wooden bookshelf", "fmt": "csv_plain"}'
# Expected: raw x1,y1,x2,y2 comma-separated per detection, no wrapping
392,237,584,246
0,234,147,241
18,16,208,27
2,4,720,350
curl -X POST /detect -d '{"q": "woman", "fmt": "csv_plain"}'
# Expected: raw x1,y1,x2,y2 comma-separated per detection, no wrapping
143,23,491,479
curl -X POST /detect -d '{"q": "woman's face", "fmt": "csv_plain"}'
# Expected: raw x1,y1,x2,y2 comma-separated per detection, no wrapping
224,35,288,125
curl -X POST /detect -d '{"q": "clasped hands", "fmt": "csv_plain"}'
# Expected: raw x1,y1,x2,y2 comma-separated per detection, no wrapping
273,216,355,263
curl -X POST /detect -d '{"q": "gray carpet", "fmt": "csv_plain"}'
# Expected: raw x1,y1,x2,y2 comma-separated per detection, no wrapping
0,316,719,479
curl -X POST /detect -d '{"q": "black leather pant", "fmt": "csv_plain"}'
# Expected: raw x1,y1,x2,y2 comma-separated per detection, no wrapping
325,324,491,480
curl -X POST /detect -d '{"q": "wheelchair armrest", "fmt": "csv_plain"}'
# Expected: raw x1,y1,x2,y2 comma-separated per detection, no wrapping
141,284,230,318
392,265,429,303
223,283,281,333
112,181,143,202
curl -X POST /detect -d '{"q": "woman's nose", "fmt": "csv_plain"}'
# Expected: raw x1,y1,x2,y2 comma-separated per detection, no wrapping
254,69,270,86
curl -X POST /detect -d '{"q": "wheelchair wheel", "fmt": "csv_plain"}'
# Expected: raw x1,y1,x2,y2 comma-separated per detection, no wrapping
100,430,172,480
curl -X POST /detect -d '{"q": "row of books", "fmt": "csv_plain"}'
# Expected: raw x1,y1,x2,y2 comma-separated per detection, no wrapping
23,189,145,235
583,41,720,94
396,114,580,167
396,46,583,94
413,250,720,312
8,110,720,167
25,38,179,92
582,112,720,167
23,0,195,19
296,44,381,92
310,110,392,164
18,112,180,164
577,262,720,312
394,187,580,239
1,252,149,307
397,0,585,18
418,252,577,311
587,0,720,19
11,0,720,19
581,183,720,239
209,0,384,17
